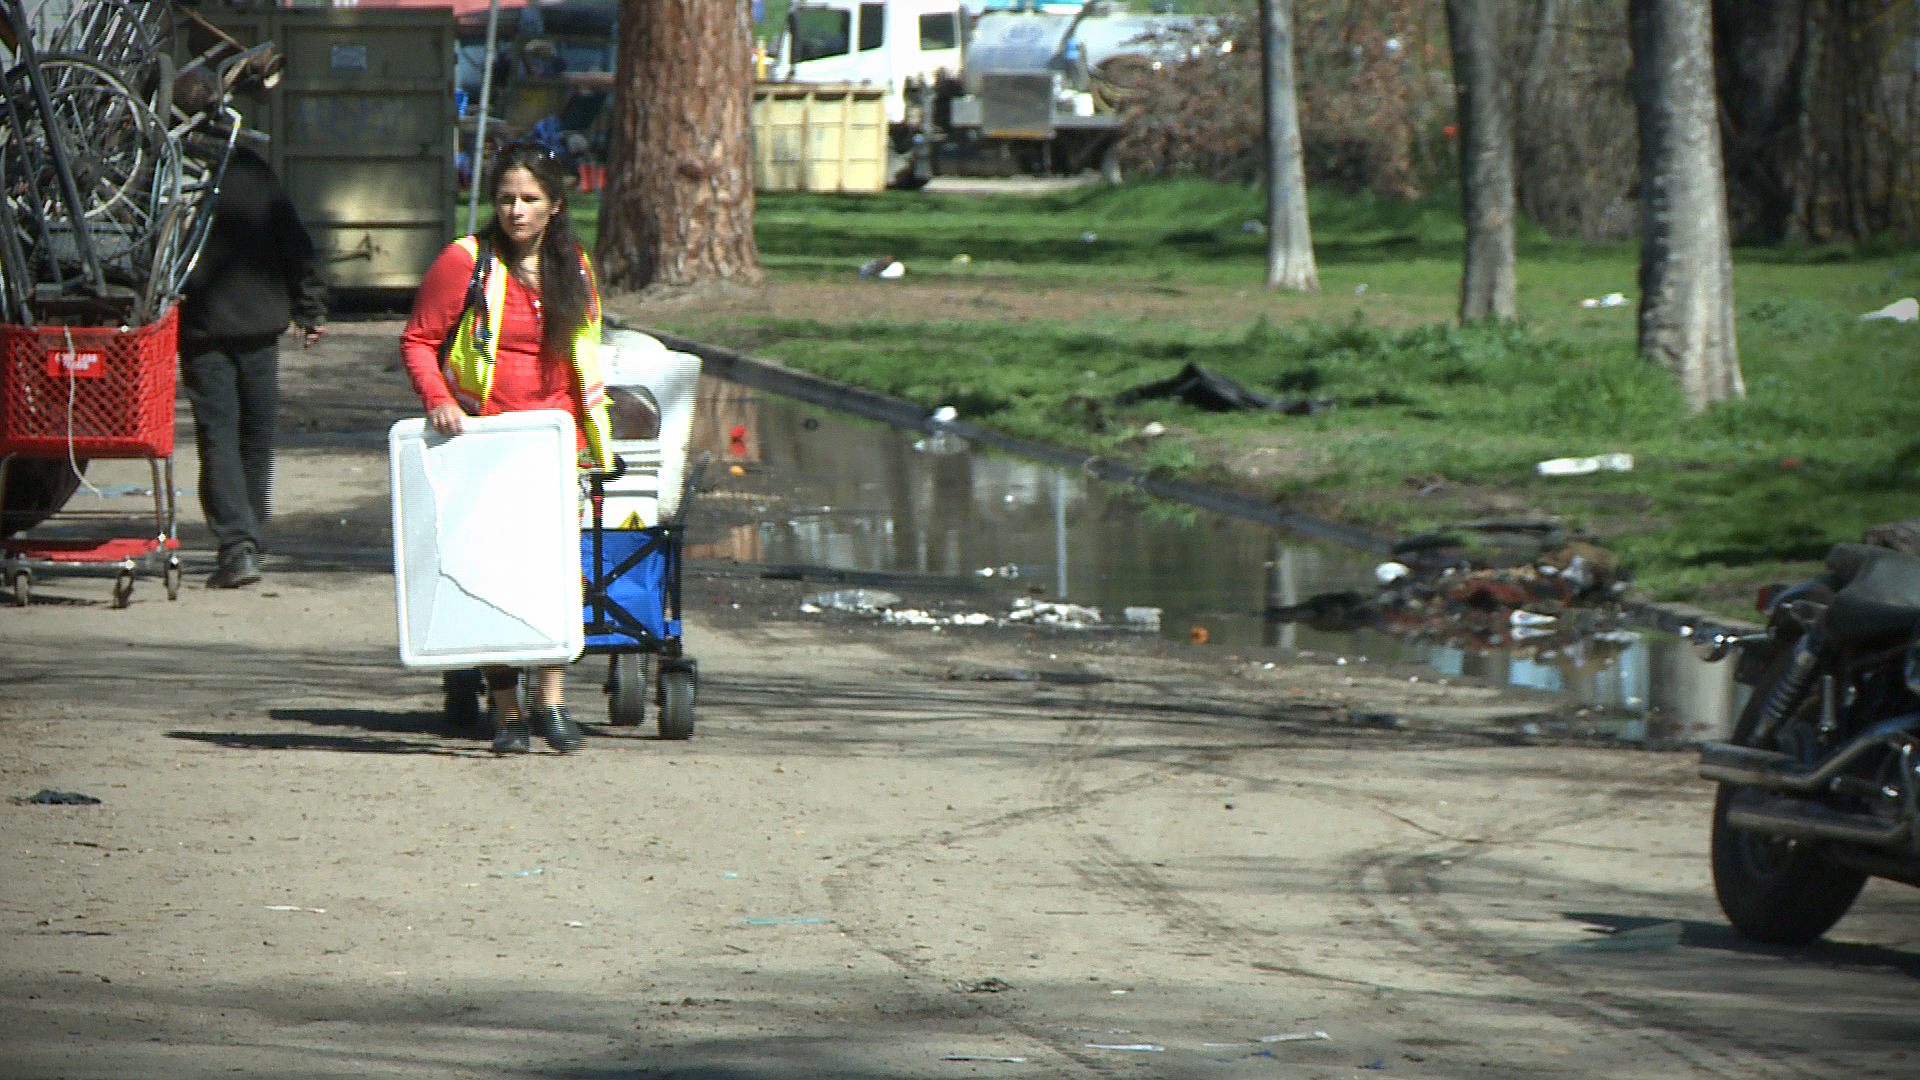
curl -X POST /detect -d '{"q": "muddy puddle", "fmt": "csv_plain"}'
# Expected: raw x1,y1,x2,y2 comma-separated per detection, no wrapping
688,389,1745,746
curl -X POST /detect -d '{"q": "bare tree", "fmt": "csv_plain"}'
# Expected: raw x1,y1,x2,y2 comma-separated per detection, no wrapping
598,1,760,291
1631,0,1743,412
1445,0,1516,321
1260,0,1318,292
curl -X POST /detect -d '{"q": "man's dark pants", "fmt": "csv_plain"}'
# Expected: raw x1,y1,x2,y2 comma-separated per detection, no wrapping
179,333,280,559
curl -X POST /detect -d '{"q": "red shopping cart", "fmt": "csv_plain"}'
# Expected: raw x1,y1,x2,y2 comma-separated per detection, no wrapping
0,306,182,607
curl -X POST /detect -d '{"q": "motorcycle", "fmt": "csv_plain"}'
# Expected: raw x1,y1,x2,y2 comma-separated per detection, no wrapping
1693,542,1920,944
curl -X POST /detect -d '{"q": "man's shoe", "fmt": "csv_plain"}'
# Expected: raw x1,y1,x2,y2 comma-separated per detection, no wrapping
532,704,584,753
207,545,262,589
491,717,531,754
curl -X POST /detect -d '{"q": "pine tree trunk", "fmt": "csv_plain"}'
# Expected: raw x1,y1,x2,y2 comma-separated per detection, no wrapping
1260,0,1317,292
1447,0,1517,322
1631,0,1744,413
598,0,761,291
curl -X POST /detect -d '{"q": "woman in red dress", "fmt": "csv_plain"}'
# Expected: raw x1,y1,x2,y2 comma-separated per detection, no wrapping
400,143,610,754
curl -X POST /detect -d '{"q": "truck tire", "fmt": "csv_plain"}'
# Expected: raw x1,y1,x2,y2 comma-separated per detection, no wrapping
2,457,86,536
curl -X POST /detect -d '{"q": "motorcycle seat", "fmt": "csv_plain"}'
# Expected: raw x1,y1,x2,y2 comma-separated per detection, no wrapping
1823,543,1920,646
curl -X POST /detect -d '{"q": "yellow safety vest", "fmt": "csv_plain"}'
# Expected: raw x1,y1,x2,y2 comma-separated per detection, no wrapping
436,235,613,470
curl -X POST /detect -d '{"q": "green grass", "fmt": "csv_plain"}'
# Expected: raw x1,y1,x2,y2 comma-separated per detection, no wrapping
635,179,1920,617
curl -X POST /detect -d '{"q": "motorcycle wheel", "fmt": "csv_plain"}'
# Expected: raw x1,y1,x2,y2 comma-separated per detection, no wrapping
1710,647,1868,945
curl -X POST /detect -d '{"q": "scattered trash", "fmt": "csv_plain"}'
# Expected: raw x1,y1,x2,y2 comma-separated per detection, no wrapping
742,915,827,925
489,868,543,878
720,871,739,878
1509,609,1557,627
1136,420,1166,439
801,589,901,613
565,920,585,928
1080,231,1099,243
263,905,327,913
879,261,906,279
1579,291,1629,308
1373,561,1411,584
1188,625,1210,644
931,405,959,425
959,977,1014,993
1550,921,1682,953
1007,597,1102,627
1240,219,1265,235
19,789,101,805
1109,988,1130,995
1260,1030,1331,1043
950,253,973,265
1353,283,1369,295
1086,1044,1164,1052
1535,453,1633,476
944,1056,1027,1063
857,255,898,277
1114,362,1331,414
1123,606,1161,631
1359,1058,1390,1070
1860,297,1918,322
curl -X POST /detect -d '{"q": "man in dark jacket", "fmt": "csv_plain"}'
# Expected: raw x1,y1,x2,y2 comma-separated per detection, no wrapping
178,140,328,588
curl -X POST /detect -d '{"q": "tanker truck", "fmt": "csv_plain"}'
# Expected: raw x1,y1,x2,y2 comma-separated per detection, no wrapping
769,1,1211,187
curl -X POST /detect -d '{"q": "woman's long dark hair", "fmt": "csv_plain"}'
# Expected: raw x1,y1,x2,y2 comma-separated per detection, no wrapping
483,143,593,357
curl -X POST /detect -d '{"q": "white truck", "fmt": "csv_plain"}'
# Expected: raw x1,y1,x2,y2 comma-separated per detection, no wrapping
770,0,1208,187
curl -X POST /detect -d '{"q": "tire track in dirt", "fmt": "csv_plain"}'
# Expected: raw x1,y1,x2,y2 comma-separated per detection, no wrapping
1343,800,1857,1080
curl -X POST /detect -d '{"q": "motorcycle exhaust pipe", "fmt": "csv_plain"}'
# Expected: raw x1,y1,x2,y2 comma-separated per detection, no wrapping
1724,790,1910,849
1698,712,1920,791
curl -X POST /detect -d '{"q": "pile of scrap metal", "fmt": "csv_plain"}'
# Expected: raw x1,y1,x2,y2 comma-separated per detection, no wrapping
0,0,275,327
1270,521,1632,651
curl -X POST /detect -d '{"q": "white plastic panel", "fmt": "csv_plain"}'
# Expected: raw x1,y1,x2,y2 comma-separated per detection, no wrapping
595,329,702,529
389,411,584,669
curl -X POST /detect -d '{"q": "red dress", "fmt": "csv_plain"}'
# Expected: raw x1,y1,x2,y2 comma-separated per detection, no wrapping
401,242,577,418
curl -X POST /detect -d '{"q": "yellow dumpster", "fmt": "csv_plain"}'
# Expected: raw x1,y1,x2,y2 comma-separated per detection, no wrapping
752,82,888,194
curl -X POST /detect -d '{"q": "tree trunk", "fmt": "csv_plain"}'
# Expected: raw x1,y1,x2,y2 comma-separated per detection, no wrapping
599,0,761,291
1712,0,1809,244
1446,0,1517,322
1631,0,1744,413
1260,0,1318,292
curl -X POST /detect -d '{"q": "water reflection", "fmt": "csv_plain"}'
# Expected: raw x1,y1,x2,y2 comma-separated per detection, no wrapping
706,391,1741,743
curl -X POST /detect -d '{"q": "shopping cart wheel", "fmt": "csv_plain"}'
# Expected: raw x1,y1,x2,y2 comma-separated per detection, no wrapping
164,558,181,601
607,653,647,727
443,669,487,729
657,662,696,740
8,570,28,608
111,570,134,609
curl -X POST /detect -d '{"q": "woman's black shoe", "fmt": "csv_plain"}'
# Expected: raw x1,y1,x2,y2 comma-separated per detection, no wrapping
491,717,531,754
532,704,584,753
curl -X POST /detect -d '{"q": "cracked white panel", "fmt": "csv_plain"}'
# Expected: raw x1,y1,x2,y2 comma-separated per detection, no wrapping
389,414,583,668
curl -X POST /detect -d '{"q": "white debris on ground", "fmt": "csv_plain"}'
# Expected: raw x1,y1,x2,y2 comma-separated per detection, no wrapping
1005,597,1102,627
799,589,901,615
799,591,1155,632
1860,296,1918,322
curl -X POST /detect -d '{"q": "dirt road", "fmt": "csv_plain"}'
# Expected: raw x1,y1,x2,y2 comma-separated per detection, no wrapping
2,325,1915,1079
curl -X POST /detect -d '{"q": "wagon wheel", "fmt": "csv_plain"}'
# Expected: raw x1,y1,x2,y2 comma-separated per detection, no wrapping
607,653,647,727
163,557,181,600
111,569,134,608
656,664,695,740
9,570,29,608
